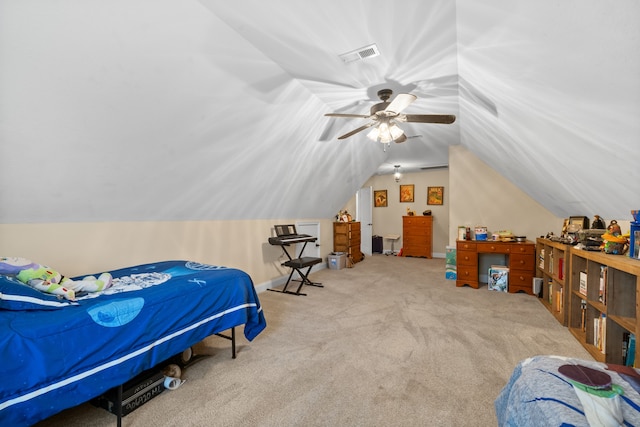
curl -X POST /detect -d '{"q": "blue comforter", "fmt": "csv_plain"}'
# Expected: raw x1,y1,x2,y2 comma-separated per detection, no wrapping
0,260,266,426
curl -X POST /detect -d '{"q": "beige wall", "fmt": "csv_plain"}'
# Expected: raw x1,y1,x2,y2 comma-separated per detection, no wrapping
448,145,562,244
2,146,630,290
343,168,450,257
0,219,335,291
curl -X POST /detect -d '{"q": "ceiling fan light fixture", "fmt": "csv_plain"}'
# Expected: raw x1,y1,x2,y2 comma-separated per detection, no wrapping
366,127,379,141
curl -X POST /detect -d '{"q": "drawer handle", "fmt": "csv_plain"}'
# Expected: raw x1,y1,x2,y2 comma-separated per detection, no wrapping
519,260,525,266
464,256,469,261
490,246,496,250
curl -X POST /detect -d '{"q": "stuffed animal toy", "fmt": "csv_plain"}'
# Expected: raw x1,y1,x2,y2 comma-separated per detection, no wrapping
0,256,112,300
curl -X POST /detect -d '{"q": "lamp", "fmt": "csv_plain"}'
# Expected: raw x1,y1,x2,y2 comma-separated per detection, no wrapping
394,165,401,183
366,120,405,144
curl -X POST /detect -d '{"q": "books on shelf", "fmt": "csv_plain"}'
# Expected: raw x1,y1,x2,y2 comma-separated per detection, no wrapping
539,248,545,269
558,257,564,280
593,313,606,354
488,265,508,292
599,266,608,304
579,271,587,296
627,333,636,367
580,299,587,332
555,287,563,312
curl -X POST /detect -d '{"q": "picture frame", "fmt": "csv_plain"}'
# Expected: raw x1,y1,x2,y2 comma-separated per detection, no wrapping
374,190,388,207
427,186,444,205
399,184,414,203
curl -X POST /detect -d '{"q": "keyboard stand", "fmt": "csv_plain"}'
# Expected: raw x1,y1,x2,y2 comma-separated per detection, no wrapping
269,239,322,296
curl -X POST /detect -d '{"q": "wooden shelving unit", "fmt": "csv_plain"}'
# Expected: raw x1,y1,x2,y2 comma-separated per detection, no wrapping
567,247,640,365
536,238,570,325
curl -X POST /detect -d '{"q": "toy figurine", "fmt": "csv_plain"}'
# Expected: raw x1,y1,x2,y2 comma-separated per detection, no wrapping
0,257,112,300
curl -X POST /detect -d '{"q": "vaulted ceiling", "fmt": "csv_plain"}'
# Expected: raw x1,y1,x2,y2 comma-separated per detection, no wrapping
1,0,638,223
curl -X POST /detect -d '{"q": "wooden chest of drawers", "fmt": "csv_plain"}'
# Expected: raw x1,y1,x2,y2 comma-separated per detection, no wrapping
333,222,363,263
402,216,433,258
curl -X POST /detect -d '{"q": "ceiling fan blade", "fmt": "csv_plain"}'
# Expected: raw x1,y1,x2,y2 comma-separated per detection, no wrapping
404,114,456,124
337,122,375,140
325,113,370,118
385,94,417,114
394,134,407,143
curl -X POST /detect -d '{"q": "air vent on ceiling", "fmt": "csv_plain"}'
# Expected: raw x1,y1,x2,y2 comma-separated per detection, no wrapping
339,44,381,63
420,164,449,170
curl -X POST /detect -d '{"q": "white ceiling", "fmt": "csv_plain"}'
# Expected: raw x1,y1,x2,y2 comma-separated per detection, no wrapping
1,0,638,223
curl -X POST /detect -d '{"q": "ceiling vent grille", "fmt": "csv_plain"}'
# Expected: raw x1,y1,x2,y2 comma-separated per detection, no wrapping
420,164,449,170
339,44,380,63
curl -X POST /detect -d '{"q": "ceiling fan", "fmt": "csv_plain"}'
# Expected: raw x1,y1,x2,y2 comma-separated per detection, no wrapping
324,89,455,144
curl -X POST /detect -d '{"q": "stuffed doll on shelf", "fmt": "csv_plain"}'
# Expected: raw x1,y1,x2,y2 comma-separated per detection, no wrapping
0,256,112,300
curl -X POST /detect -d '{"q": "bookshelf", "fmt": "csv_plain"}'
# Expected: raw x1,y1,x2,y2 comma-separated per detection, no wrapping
536,238,570,325
567,247,640,365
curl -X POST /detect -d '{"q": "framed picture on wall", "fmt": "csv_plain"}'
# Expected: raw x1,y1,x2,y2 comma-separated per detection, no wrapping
374,190,388,207
400,185,414,203
427,186,444,205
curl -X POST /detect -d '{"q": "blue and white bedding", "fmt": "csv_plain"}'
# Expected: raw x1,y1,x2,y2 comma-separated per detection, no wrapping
0,260,266,426
495,355,640,426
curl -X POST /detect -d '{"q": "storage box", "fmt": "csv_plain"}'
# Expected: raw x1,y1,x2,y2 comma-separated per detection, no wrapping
488,265,508,292
445,246,457,280
92,368,165,416
327,253,346,270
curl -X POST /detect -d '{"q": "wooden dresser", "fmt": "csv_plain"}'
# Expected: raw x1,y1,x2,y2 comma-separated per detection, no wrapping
402,216,433,258
333,222,363,263
456,240,535,294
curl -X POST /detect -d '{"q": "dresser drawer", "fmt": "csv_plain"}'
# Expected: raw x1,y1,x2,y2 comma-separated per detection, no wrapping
404,235,427,245
405,227,429,236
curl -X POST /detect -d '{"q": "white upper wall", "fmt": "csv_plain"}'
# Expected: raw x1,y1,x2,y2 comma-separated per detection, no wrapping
0,0,638,225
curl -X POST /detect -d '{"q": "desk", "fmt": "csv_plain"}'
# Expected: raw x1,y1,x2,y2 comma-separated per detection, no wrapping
456,240,535,294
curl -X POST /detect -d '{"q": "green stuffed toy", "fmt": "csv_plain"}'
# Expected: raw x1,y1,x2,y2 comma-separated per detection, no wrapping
0,256,112,300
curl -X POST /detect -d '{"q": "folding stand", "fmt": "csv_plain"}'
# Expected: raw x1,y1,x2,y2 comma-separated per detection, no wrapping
269,240,322,296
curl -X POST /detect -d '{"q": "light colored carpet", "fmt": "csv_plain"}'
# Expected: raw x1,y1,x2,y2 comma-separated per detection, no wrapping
37,255,592,426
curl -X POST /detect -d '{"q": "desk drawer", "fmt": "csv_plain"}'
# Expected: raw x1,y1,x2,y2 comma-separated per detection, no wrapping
508,271,534,295
457,242,476,251
457,265,478,281
510,253,535,271
457,251,477,266
477,243,510,253
511,244,534,254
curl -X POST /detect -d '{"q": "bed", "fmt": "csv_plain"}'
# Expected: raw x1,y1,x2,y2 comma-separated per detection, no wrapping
495,355,640,426
0,260,267,426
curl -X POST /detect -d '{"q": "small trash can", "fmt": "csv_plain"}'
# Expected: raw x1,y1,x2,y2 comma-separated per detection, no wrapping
327,252,346,270
372,235,383,254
